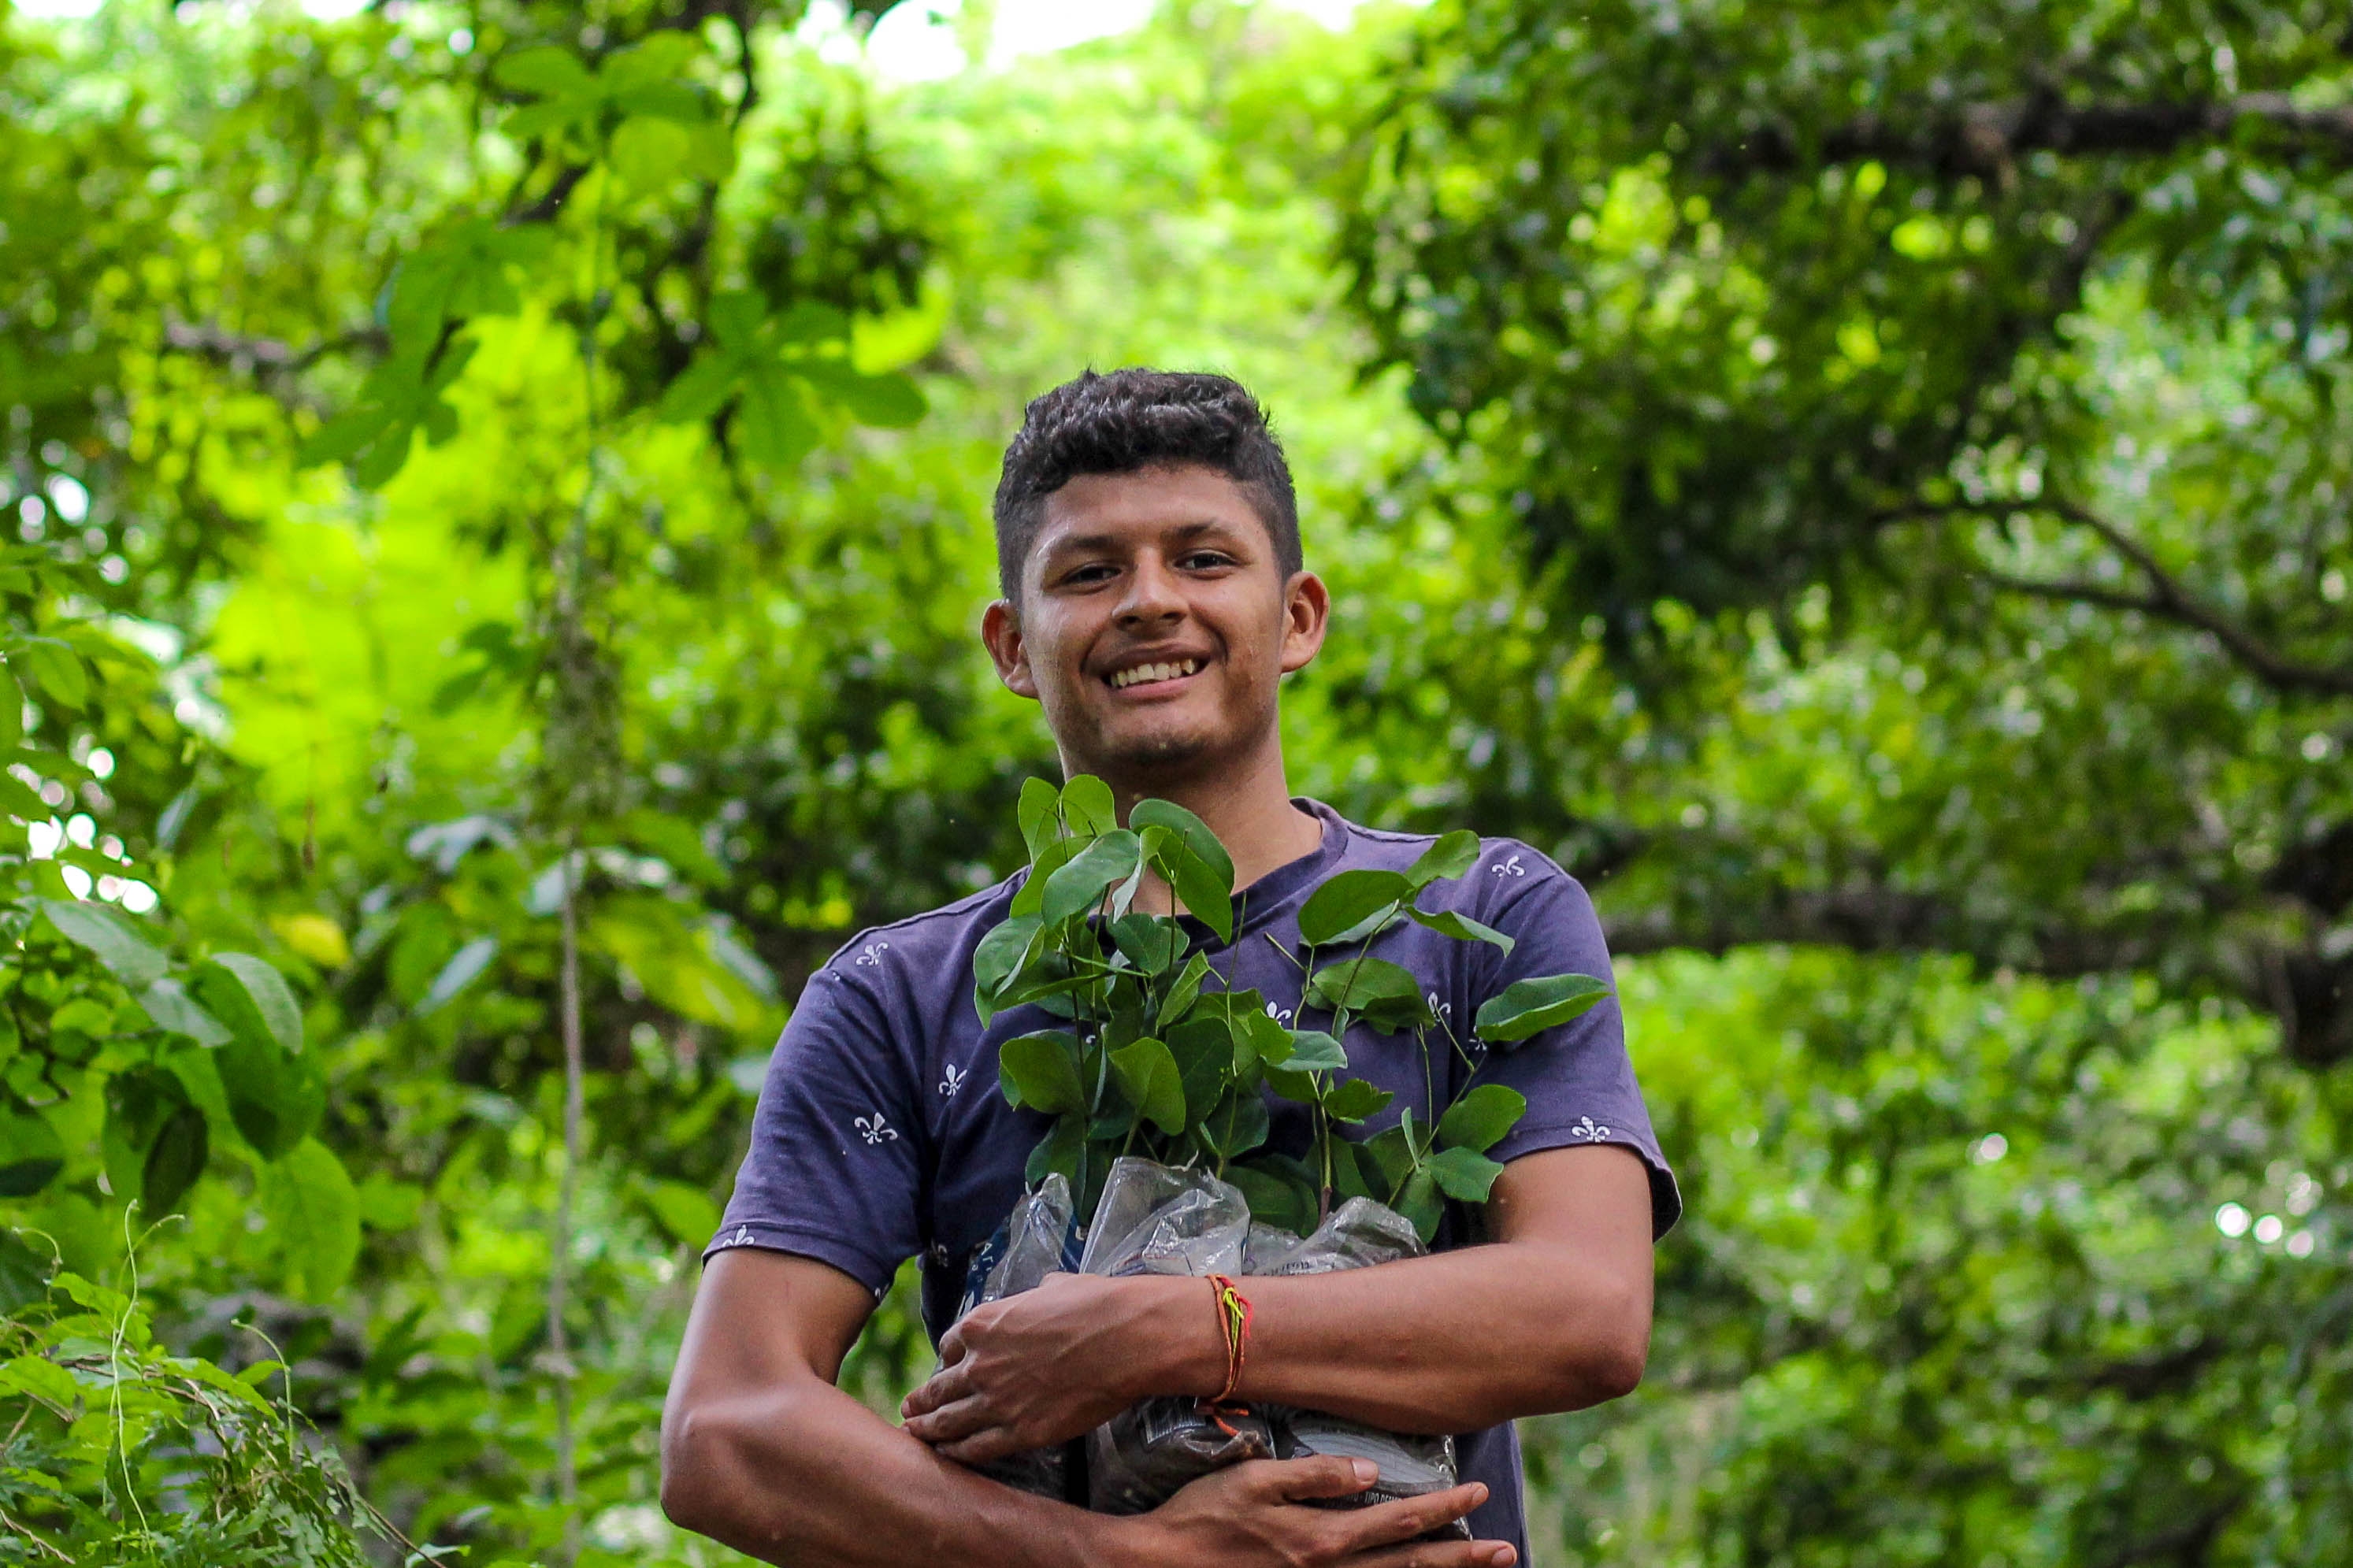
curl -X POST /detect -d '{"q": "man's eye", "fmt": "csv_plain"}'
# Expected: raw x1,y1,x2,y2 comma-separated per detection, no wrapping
1179,552,1235,570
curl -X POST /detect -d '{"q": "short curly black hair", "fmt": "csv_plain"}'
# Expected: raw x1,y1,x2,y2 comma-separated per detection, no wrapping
992,368,1301,599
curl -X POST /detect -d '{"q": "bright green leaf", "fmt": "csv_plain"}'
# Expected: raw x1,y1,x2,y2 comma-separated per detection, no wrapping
1435,1084,1527,1154
1297,869,1411,946
998,1030,1086,1114
1474,972,1612,1044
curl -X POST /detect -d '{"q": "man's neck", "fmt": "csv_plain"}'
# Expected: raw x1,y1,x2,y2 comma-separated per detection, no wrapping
1089,738,1323,894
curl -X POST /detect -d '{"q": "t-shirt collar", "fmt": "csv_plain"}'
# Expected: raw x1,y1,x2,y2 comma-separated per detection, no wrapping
1226,798,1346,940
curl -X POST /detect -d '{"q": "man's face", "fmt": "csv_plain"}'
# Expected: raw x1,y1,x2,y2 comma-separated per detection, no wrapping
982,463,1327,784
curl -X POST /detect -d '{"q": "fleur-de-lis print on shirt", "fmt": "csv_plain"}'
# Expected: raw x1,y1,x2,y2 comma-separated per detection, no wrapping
855,941,892,967
854,1112,899,1145
1570,1114,1612,1141
1490,853,1526,879
939,1063,967,1099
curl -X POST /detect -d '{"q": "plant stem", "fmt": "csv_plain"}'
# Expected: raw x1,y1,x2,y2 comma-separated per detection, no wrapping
549,838,585,1567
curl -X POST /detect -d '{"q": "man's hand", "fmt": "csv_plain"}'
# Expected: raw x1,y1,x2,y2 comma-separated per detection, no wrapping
903,1272,1208,1462
1097,1457,1516,1568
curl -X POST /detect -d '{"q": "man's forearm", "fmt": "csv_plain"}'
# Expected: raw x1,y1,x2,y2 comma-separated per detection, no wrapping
1208,1237,1650,1432
903,1144,1656,1462
662,1366,1104,1567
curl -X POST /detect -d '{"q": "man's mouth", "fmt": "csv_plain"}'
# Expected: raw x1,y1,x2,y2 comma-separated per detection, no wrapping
1106,656,1203,691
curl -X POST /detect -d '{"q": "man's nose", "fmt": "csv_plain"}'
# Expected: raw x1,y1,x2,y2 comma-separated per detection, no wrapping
1115,555,1185,628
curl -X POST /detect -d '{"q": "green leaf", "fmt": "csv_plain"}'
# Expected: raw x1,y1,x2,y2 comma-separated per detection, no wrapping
1436,1084,1527,1154
1266,1066,1320,1104
609,115,695,191
1163,1017,1231,1121
198,952,305,1053
139,1104,209,1218
416,936,499,1018
1283,1029,1349,1073
998,1030,1086,1114
1364,1124,1416,1190
1322,1077,1394,1124
0,1107,64,1198
1473,972,1613,1044
1129,798,1234,894
1017,777,1063,859
972,915,1042,1018
1397,1168,1444,1241
1405,830,1482,889
606,29,704,83
655,350,744,424
0,769,44,819
1061,775,1118,838
797,357,928,427
14,638,87,709
1200,1088,1270,1158
103,1063,185,1196
0,665,22,751
491,45,595,98
736,367,822,468
1160,950,1212,1023
1228,1157,1318,1236
0,1229,48,1314
1135,806,1236,941
1041,829,1141,926
1297,869,1412,946
1330,1135,1377,1201
1111,1037,1186,1135
643,1180,720,1249
1010,833,1084,918
1305,956,1423,1017
41,899,166,989
774,301,852,343
213,1036,324,1161
260,1137,360,1302
1229,1000,1290,1078
1407,906,1516,954
1025,1113,1086,1190
609,81,705,124
1108,913,1185,975
1428,1144,1507,1203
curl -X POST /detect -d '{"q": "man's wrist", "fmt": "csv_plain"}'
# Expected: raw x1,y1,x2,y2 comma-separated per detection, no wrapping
1112,1274,1227,1401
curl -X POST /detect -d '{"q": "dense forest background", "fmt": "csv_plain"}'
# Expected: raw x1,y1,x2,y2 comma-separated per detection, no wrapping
2,0,2349,1563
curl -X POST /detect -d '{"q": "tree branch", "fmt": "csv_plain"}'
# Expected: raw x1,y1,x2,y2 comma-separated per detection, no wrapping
1876,498,2353,699
1711,92,2353,180
161,319,387,375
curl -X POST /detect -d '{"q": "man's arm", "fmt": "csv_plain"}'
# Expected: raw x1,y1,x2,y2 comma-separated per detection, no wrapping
660,1247,1518,1568
901,1143,1653,1461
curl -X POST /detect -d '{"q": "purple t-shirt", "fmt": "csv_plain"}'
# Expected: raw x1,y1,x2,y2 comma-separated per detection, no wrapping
711,800,1679,1558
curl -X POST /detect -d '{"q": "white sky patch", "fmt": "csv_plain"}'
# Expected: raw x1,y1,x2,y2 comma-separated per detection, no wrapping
866,0,1386,82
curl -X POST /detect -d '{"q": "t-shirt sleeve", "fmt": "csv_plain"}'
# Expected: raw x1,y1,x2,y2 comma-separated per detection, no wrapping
1474,856,1681,1239
704,957,925,1295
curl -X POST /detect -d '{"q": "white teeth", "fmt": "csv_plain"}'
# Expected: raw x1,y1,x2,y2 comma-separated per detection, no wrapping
1110,658,1200,689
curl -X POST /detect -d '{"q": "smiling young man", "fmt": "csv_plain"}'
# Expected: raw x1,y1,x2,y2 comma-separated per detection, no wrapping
661,370,1678,1568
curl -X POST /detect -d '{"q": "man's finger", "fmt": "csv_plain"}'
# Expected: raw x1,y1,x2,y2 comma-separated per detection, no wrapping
1254,1455,1381,1502
903,1392,994,1445
1352,1538,1517,1568
1338,1482,1490,1551
900,1358,972,1421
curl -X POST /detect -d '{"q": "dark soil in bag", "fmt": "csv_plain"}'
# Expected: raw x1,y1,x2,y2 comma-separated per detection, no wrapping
945,1174,1086,1502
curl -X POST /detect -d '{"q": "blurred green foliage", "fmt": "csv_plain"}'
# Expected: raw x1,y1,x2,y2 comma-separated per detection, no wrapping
0,0,2345,1564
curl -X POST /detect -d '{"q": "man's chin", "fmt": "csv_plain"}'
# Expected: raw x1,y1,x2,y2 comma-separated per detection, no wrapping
1087,721,1224,780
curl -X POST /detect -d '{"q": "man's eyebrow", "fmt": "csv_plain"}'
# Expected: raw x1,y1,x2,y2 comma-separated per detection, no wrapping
1039,520,1240,558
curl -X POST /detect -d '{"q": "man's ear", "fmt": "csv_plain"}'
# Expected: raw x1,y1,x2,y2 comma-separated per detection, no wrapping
981,599,1041,700
1277,570,1331,676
